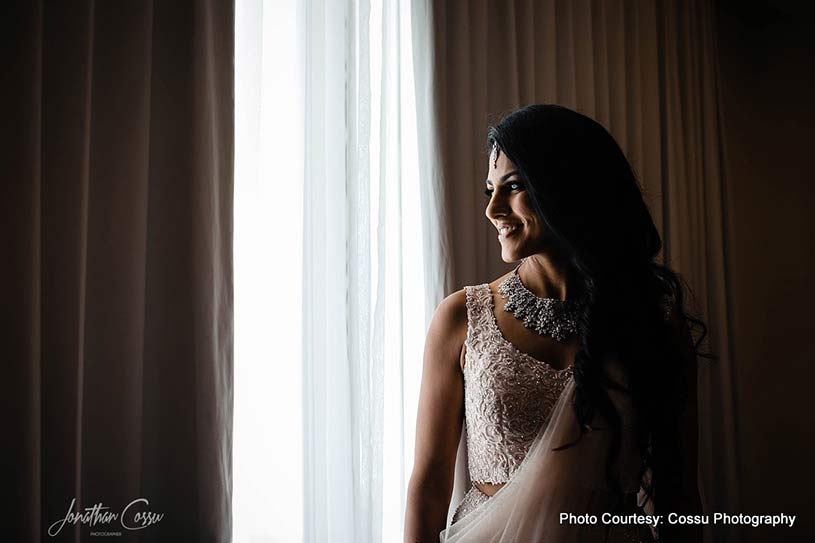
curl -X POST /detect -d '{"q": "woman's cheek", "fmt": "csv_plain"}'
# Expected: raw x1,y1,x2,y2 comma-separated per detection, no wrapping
518,192,535,209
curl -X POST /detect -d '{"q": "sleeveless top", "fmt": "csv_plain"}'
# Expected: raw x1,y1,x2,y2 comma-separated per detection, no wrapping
462,283,573,484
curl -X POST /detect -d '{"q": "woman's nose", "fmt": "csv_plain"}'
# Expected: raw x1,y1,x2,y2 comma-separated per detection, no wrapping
485,192,509,220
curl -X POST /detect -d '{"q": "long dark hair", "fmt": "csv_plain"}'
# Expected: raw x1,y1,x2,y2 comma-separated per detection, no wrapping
487,104,711,523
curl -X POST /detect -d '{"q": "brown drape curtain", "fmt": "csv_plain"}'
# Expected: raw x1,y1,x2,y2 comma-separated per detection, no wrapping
714,4,815,541
430,1,739,541
1,1,234,542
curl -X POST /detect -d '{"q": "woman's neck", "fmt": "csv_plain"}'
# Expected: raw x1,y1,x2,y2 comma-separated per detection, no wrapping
518,254,576,301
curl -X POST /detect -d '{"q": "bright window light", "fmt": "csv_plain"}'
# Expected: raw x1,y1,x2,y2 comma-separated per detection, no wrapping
234,0,427,540
233,1,304,542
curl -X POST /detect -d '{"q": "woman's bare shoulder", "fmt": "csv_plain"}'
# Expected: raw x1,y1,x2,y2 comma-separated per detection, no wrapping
431,289,467,337
431,276,506,332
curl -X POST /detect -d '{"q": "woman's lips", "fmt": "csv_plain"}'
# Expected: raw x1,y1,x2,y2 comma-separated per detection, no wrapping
497,224,519,240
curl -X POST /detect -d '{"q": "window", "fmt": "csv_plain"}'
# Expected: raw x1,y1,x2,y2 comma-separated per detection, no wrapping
234,1,305,541
234,0,434,541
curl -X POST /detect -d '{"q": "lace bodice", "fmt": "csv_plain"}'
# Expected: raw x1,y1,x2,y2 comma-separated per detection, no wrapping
462,283,573,484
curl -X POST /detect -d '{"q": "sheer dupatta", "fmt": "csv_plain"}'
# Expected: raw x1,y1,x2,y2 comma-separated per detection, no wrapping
440,361,646,542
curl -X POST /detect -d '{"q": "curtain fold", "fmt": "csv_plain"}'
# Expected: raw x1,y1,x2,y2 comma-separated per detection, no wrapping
658,3,743,542
427,1,740,541
301,1,366,539
1,1,234,541
411,0,453,317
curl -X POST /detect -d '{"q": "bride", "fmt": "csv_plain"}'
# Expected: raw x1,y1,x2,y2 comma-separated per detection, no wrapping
404,105,705,542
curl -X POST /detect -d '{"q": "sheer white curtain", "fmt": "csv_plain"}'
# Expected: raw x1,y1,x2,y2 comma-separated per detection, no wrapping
234,1,306,542
301,0,443,540
235,0,442,541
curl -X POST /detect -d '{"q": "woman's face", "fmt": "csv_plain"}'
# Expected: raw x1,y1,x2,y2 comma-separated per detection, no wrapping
485,150,551,263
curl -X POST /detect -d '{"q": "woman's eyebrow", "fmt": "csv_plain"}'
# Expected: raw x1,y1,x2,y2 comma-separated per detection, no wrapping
485,170,520,185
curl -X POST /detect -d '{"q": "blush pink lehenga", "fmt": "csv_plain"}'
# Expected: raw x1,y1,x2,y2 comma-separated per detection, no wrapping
441,284,657,543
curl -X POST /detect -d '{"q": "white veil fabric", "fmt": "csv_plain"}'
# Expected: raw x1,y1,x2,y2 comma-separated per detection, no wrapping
440,361,646,543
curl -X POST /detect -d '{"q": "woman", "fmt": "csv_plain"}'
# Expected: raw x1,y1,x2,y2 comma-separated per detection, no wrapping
404,104,705,542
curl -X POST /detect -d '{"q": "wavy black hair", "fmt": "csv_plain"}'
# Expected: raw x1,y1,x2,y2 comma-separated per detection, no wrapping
487,104,712,533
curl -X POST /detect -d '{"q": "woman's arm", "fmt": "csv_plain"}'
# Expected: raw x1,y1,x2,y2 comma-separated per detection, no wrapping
404,290,468,543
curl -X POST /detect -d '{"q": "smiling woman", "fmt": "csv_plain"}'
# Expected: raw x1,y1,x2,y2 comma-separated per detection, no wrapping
485,151,573,279
405,105,707,543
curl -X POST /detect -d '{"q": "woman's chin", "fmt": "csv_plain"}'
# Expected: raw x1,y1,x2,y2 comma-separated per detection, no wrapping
500,247,521,263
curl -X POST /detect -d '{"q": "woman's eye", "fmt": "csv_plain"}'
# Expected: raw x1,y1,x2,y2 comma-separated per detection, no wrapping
484,181,523,198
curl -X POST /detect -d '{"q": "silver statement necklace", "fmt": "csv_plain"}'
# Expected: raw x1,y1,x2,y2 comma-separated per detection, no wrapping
497,260,585,343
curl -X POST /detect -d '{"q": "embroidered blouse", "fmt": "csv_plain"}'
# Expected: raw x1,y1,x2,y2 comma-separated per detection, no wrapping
462,283,573,484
